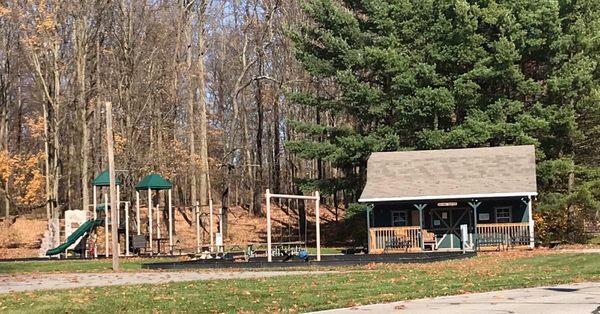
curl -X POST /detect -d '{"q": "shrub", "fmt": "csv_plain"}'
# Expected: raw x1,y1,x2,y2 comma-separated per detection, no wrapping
340,203,369,246
535,186,598,244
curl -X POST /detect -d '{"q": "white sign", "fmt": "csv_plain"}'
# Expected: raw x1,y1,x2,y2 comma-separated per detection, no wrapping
478,213,490,221
437,202,458,207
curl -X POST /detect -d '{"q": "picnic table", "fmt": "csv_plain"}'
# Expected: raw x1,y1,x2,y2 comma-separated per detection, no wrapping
153,237,169,255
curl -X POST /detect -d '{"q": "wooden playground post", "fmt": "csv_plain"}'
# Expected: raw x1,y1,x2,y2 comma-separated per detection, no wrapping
106,101,119,271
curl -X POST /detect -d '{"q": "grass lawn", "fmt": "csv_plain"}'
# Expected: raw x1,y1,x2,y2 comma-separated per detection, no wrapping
0,257,179,274
0,252,599,313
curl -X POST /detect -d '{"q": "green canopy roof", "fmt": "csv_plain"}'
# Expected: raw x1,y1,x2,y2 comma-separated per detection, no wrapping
135,173,172,191
91,170,122,187
95,204,111,212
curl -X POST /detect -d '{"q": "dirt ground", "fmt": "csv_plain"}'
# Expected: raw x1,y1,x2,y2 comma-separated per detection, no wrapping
0,218,46,259
0,203,345,259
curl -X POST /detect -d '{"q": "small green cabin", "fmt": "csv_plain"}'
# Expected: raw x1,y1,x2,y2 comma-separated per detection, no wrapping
359,145,537,253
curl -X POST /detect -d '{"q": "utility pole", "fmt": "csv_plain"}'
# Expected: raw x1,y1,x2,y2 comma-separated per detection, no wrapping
105,101,119,271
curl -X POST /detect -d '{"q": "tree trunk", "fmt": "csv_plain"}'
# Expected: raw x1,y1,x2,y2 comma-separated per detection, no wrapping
185,3,197,207
253,53,264,216
197,1,210,217
272,96,281,194
75,12,90,212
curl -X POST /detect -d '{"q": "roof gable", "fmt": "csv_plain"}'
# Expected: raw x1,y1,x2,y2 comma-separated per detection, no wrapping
135,173,172,191
359,145,537,202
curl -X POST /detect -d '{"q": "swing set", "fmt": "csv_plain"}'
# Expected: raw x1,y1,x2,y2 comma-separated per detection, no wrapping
265,189,321,262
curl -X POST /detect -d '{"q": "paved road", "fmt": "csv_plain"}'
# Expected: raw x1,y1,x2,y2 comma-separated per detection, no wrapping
0,270,333,294
316,282,600,314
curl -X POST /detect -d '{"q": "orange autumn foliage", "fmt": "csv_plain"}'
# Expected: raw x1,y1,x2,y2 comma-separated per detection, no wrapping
0,150,45,208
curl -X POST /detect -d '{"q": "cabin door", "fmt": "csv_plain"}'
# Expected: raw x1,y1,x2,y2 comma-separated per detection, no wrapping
429,208,472,249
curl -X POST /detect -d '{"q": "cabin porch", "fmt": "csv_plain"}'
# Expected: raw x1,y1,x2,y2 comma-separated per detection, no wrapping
366,198,534,253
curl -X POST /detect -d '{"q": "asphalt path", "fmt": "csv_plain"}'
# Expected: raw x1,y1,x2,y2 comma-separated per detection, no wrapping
316,282,600,314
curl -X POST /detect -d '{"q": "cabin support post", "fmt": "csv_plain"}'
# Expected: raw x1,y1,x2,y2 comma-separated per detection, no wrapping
366,204,373,253
468,201,481,251
414,204,427,250
524,196,534,248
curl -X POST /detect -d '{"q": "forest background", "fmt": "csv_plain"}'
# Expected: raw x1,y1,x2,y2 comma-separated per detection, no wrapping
0,0,598,243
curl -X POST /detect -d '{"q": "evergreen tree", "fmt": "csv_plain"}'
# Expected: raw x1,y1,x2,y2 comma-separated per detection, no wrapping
288,0,600,224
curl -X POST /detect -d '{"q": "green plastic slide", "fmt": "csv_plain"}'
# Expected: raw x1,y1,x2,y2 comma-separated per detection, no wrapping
46,219,103,256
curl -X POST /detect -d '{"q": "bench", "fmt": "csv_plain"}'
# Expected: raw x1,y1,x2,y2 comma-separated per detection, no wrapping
422,231,437,251
384,237,411,253
548,240,561,249
510,235,531,248
131,235,149,255
477,233,507,251
341,246,367,255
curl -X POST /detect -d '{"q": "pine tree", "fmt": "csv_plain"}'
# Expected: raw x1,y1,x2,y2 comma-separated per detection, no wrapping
288,0,600,211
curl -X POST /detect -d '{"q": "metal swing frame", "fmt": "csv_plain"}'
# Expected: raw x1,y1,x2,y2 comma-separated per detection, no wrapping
265,189,321,262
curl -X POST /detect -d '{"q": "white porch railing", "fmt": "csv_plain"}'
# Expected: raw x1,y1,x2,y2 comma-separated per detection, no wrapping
369,222,531,253
476,222,530,245
368,226,420,253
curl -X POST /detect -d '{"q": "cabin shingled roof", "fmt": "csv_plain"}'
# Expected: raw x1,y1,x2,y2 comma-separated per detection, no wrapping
359,145,537,202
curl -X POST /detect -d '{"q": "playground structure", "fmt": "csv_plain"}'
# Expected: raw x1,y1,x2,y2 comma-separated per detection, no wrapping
45,172,182,258
42,101,322,263
44,183,324,263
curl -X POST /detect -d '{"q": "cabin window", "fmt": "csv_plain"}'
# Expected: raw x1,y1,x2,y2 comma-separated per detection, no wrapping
391,211,407,226
495,207,512,223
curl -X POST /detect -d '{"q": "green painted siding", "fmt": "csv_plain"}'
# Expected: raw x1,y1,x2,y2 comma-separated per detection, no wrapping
371,197,530,227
